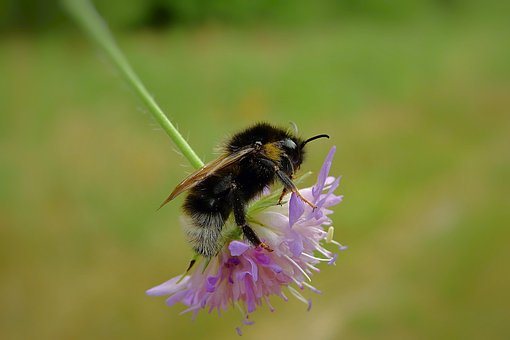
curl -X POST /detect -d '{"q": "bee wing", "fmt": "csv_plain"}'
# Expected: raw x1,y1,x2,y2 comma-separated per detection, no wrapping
159,146,255,209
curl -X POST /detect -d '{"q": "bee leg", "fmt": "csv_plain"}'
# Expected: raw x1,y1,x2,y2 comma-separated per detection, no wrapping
242,225,273,253
277,187,288,205
292,188,317,210
259,159,317,210
231,187,273,252
276,169,317,209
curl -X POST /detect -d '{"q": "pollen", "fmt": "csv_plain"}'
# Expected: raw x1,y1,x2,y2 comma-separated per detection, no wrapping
263,143,282,161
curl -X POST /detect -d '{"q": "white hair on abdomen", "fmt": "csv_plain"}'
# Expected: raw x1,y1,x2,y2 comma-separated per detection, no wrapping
180,212,225,257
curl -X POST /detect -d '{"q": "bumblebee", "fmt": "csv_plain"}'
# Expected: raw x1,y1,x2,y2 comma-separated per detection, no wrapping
160,122,329,257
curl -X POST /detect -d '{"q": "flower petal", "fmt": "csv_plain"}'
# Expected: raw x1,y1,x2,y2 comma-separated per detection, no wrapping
206,276,219,292
312,146,336,200
229,240,251,256
146,276,190,296
289,192,304,227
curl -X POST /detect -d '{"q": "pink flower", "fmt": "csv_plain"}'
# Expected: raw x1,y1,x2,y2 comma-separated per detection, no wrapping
147,146,345,333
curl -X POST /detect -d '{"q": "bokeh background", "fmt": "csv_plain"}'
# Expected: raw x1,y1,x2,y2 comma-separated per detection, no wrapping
1,0,509,339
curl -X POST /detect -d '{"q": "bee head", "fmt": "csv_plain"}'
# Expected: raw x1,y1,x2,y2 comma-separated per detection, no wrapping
281,133,329,171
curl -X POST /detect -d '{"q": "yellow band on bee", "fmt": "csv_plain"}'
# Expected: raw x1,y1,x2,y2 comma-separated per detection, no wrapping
263,143,283,161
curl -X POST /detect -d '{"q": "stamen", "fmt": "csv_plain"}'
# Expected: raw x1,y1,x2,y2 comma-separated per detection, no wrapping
264,296,275,312
179,304,201,315
243,319,255,325
280,291,289,302
314,245,333,258
288,286,309,307
306,240,333,257
326,226,334,243
291,276,304,289
302,252,332,262
302,281,322,294
330,239,348,250
306,263,321,272
234,302,248,320
284,255,311,282
328,253,338,266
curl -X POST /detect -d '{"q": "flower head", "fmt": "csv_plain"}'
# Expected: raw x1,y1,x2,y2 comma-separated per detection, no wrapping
147,146,345,331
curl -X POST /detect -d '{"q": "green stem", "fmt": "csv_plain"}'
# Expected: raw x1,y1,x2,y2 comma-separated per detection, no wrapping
62,0,204,169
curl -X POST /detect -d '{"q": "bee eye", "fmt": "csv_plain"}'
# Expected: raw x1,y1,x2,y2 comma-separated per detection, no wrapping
282,138,297,150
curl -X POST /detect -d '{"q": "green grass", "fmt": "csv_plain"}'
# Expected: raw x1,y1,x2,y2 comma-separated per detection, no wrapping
1,15,509,340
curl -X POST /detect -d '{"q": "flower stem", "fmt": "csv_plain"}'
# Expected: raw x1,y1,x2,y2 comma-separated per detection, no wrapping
62,0,204,169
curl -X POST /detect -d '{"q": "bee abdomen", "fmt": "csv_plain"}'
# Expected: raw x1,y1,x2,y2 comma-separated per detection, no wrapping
181,206,229,258
181,177,233,257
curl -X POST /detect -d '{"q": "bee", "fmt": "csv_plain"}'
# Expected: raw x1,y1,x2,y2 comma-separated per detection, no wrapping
160,122,329,257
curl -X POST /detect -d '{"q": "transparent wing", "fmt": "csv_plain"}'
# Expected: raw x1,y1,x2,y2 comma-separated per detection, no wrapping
159,147,255,209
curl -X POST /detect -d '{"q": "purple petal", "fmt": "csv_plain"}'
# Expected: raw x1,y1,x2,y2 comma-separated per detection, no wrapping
206,276,219,292
321,195,343,208
316,176,342,209
312,208,324,220
245,280,257,313
324,176,336,186
289,192,304,227
227,257,241,266
289,238,304,257
146,276,190,296
254,252,271,265
268,263,283,273
229,240,250,256
246,257,258,282
312,146,336,199
322,176,341,202
256,211,288,229
254,252,283,273
165,290,190,307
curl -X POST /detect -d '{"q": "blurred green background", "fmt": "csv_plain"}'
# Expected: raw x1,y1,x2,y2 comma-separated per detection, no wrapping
1,0,509,339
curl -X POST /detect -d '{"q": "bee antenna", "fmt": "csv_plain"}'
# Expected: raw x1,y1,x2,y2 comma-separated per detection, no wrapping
289,121,299,134
302,134,329,147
